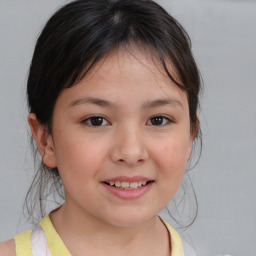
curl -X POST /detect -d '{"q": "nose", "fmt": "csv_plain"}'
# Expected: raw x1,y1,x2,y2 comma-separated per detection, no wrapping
110,126,149,167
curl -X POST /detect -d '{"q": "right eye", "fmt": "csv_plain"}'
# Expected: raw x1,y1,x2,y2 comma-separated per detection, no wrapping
82,116,110,127
146,115,173,126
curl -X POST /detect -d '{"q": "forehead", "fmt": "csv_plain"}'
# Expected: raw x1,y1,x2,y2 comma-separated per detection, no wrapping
90,47,178,79
57,48,188,110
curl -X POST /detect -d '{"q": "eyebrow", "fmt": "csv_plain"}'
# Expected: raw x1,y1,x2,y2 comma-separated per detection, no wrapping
142,98,183,109
70,97,116,108
69,97,183,109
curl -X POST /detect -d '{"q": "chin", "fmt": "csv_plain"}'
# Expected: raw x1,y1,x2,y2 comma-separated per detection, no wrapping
102,210,157,228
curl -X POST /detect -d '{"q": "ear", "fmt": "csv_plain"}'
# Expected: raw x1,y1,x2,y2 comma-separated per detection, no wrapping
186,117,199,161
186,137,193,162
28,113,57,168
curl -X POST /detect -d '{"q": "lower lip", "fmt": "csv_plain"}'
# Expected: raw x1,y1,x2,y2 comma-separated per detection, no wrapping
102,182,153,199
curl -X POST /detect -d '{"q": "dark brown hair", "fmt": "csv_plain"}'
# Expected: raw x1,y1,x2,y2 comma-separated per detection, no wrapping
25,0,202,225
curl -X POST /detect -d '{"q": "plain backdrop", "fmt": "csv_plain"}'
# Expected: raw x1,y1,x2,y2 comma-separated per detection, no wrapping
0,0,255,255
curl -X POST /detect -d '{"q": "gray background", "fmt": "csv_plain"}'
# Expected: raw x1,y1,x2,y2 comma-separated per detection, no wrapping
0,0,255,255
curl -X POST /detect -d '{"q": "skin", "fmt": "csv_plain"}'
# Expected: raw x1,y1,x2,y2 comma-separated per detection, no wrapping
0,240,15,256
0,49,195,256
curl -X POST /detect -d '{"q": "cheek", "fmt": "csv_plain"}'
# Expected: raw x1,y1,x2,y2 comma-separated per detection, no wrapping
53,132,108,183
153,136,190,179
148,135,190,208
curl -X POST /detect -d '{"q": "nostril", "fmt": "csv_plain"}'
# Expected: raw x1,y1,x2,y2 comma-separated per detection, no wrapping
118,158,145,164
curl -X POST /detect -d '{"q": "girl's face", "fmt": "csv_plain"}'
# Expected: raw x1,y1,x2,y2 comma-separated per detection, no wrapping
44,49,193,226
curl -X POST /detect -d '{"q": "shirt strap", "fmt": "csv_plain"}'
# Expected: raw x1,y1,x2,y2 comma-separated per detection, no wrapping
14,229,33,256
31,225,52,256
160,218,185,256
40,215,72,256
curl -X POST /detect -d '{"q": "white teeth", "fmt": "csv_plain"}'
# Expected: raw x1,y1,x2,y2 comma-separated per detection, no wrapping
115,181,121,187
121,181,129,188
130,182,139,189
107,181,149,189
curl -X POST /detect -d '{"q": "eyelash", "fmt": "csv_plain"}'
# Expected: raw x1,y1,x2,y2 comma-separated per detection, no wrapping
81,115,173,127
147,115,173,126
82,115,110,126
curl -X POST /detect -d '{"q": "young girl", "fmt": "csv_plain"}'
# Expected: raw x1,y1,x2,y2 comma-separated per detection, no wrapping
0,0,201,255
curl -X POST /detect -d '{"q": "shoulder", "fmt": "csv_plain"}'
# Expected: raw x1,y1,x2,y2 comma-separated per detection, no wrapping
0,239,16,256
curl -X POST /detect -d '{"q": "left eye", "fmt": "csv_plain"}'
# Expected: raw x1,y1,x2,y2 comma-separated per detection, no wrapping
83,116,109,126
147,116,172,126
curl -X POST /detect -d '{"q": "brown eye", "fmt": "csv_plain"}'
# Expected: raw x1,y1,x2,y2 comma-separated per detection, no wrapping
147,116,171,126
83,116,109,126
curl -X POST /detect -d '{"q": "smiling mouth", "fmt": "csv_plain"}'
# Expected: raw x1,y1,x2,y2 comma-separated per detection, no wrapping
103,180,153,190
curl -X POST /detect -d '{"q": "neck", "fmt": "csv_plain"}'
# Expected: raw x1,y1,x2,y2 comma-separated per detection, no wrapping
50,202,171,256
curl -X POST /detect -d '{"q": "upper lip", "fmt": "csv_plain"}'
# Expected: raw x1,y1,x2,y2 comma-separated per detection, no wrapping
103,176,153,183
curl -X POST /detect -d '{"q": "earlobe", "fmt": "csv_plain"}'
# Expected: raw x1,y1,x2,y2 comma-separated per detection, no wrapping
193,117,200,139
186,117,199,161
186,138,193,161
28,113,57,168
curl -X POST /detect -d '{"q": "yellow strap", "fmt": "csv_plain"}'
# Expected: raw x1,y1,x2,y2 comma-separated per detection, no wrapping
40,215,72,256
14,215,183,256
14,229,33,256
161,219,184,256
